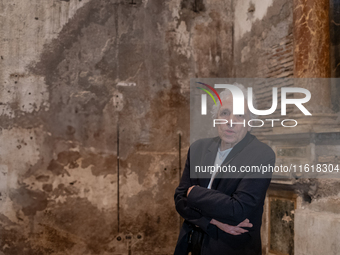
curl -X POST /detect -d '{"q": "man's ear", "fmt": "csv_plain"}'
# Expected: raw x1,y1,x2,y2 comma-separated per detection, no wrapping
246,113,252,131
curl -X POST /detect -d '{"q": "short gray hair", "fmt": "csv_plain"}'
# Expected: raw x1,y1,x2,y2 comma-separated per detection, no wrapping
211,82,257,119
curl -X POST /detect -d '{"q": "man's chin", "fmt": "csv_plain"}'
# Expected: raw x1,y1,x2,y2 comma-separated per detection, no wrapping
222,135,236,142
221,138,237,146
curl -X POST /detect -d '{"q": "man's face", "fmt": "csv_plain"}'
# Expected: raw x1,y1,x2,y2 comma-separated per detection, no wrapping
216,96,251,150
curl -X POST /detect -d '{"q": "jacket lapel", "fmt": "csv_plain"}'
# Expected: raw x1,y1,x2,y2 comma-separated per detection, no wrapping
199,137,220,188
211,132,254,190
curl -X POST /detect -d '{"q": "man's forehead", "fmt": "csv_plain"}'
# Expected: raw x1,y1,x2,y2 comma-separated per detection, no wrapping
221,96,247,108
218,98,250,114
219,105,231,111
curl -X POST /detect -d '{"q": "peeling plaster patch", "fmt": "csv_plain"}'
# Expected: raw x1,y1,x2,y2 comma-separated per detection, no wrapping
0,75,49,118
120,155,163,210
234,0,274,41
0,126,46,223
0,0,92,106
120,171,146,202
175,21,192,59
87,75,104,87
121,153,173,195
0,165,8,202
117,82,136,87
112,92,124,111
143,0,149,8
101,38,114,56
47,163,116,211
0,127,43,189
70,90,97,104
262,21,291,48
0,0,91,68
0,196,28,225
282,213,292,223
166,1,180,20
307,196,340,214
241,45,251,63
23,152,117,211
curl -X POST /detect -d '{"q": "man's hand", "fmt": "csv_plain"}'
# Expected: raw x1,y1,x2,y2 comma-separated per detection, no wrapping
187,185,196,196
210,218,253,235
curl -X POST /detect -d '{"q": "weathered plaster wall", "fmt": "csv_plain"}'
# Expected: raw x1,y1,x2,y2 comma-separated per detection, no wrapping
234,0,293,78
0,0,233,254
2,0,339,254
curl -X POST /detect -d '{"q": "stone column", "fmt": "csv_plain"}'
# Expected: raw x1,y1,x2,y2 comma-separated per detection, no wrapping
293,0,332,114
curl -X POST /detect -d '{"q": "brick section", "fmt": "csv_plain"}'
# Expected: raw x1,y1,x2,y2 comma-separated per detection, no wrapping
258,33,294,78
251,33,295,133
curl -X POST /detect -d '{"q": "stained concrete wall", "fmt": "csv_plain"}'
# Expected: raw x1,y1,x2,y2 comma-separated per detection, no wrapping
1,0,340,254
0,0,233,254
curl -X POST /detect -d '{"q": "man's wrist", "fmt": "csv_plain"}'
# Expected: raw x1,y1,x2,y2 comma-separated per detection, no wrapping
187,185,196,197
210,219,216,225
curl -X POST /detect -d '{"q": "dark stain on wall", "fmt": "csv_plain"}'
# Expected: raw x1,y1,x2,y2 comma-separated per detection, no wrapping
269,198,294,255
1,0,234,254
181,0,205,13
9,187,48,216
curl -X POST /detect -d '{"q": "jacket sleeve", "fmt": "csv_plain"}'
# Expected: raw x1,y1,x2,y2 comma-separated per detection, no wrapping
186,152,275,225
174,147,217,237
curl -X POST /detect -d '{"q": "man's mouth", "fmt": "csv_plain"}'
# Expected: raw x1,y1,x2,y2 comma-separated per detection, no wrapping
224,130,235,134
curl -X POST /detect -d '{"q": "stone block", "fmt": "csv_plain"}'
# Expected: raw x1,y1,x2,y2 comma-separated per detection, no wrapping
295,209,340,255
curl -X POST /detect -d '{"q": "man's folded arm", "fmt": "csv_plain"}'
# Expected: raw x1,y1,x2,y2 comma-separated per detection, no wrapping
175,196,216,236
186,156,275,225
174,147,217,237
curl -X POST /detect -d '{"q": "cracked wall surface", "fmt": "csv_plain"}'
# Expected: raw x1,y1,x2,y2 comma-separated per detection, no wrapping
0,0,233,254
1,0,339,254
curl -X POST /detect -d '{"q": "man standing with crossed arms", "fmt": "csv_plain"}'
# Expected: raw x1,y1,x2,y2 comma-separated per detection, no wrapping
174,84,275,255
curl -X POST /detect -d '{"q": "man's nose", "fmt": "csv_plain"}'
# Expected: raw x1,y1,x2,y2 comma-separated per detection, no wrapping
225,114,235,127
228,114,236,123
